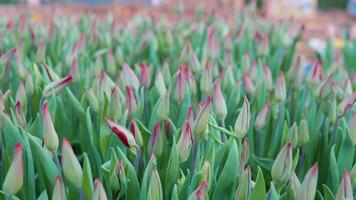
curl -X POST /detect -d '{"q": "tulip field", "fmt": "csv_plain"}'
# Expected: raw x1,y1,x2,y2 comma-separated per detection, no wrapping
0,4,356,200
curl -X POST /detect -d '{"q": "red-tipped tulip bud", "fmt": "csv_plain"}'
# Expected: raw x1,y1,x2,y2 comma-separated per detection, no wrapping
148,122,163,157
213,82,227,121
254,102,271,131
336,171,353,200
202,161,211,189
43,75,73,98
234,166,252,200
243,74,256,96
349,113,356,145
275,73,286,103
271,142,293,182
337,92,356,117
52,176,66,200
42,103,59,152
307,60,323,87
297,163,319,200
155,71,167,96
173,71,186,104
93,179,108,200
316,74,334,99
97,70,115,103
15,101,26,128
140,63,151,88
2,143,23,195
105,118,137,154
125,86,137,117
156,92,170,120
263,65,273,91
62,139,83,187
121,63,140,91
187,181,208,200
186,106,195,127
16,81,27,111
130,121,144,147
177,120,193,162
109,86,122,120
192,96,212,139
148,168,163,200
42,64,60,81
234,96,251,139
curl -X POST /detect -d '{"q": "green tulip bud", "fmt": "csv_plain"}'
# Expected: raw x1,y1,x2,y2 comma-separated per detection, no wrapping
234,96,251,139
192,96,212,139
234,166,251,200
42,103,59,153
271,142,293,183
148,168,163,200
298,119,310,146
62,139,83,187
93,179,108,200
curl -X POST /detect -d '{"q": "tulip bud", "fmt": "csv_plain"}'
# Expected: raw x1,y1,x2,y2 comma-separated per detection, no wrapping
275,73,286,103
234,96,251,139
307,60,323,87
335,171,353,200
43,75,73,98
296,163,318,200
2,143,23,195
105,118,137,154
106,49,116,76
289,123,299,148
0,90,4,113
94,55,104,76
108,86,122,120
42,64,60,81
177,120,193,162
192,96,212,139
162,61,172,86
93,179,108,200
187,181,208,200
69,58,80,82
202,161,211,188
288,55,303,88
148,168,163,200
263,65,273,91
173,70,186,104
200,65,212,96
316,74,333,99
97,70,115,103
271,141,293,183
213,82,227,121
156,92,170,120
350,163,356,187
130,121,144,147
243,74,256,96
42,103,59,152
121,63,140,91
155,71,167,96
348,113,356,145
337,92,356,117
234,166,251,200
62,139,83,187
25,73,34,96
125,86,137,117
15,101,26,128
148,122,163,157
298,119,310,146
186,106,195,127
344,77,353,98
87,89,100,113
140,63,151,88
254,101,271,131
52,176,66,200
288,172,301,199
16,81,27,111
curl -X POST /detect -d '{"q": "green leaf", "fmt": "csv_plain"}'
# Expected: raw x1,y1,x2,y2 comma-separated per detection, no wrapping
328,146,339,193
82,153,94,199
322,184,334,200
268,182,280,200
165,135,179,197
337,129,354,176
250,166,266,200
212,139,239,200
252,155,274,171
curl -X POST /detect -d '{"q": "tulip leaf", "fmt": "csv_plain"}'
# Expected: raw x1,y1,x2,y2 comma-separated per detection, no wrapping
322,184,334,200
212,139,239,200
252,155,273,171
165,135,179,197
337,129,354,176
82,153,94,199
250,166,266,200
328,146,339,193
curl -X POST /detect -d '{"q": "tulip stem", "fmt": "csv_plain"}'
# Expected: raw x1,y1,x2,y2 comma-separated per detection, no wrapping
53,152,62,177
134,146,142,171
5,193,11,200
79,186,86,200
219,120,227,143
208,122,238,139
191,140,199,172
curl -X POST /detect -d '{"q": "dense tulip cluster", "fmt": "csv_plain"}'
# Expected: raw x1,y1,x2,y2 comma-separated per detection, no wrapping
0,6,355,200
